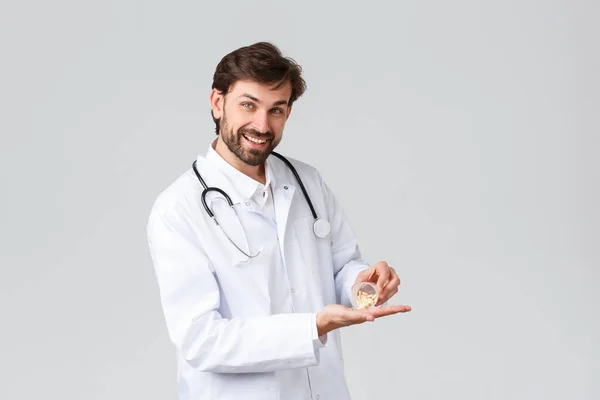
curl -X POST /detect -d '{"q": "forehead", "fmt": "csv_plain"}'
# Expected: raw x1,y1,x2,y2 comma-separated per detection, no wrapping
227,79,292,102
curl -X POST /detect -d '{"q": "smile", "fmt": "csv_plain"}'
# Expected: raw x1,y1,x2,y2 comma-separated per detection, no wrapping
242,134,268,144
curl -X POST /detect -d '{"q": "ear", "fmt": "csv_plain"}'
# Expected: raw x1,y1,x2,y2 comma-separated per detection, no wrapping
210,89,224,120
286,104,293,121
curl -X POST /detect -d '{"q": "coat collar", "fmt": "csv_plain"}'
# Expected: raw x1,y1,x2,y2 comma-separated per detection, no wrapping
195,140,297,214
204,140,276,204
194,141,301,256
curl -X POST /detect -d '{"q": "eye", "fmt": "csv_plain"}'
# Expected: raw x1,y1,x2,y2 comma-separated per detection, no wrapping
270,108,283,115
241,102,253,109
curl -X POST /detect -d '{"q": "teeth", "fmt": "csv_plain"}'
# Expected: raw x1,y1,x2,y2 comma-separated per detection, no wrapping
244,135,266,144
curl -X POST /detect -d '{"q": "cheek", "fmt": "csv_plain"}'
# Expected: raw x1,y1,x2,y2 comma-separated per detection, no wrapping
224,107,248,126
236,115,258,130
270,118,287,134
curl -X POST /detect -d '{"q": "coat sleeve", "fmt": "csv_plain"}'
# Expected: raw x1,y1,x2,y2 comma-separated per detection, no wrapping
319,178,371,307
146,202,322,373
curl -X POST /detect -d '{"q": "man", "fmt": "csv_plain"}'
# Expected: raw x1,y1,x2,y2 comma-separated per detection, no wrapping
147,42,411,400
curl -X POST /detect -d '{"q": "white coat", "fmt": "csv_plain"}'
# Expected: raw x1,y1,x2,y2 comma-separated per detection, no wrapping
147,143,371,400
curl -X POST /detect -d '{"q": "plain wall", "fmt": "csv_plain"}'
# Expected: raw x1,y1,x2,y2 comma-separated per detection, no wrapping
1,1,598,399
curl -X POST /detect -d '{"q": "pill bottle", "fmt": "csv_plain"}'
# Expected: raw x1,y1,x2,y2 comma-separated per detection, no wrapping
350,282,379,309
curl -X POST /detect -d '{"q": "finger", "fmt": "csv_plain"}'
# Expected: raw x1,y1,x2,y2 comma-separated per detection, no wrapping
372,306,411,318
366,266,377,282
375,263,391,293
384,267,400,289
356,267,375,283
367,305,412,318
381,267,399,291
380,266,398,293
376,286,398,306
378,274,400,304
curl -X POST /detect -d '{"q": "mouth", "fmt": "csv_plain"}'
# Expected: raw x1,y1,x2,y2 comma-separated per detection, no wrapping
242,133,270,148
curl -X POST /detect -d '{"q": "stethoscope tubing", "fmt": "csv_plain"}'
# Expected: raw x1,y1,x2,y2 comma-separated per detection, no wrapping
192,151,317,221
191,151,329,258
270,151,318,221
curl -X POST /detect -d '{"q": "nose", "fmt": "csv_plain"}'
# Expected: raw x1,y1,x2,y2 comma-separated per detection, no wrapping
251,111,269,134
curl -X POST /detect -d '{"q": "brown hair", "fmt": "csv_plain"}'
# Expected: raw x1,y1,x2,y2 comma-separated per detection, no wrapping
211,42,307,134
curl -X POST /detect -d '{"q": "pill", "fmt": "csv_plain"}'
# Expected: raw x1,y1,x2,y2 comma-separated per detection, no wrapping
355,289,377,309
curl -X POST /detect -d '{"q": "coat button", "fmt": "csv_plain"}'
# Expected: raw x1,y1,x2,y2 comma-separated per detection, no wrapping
283,186,288,190
290,288,296,294
245,202,250,206
316,396,320,400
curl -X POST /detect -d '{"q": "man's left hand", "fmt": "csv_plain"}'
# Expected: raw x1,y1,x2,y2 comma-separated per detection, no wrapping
354,261,401,306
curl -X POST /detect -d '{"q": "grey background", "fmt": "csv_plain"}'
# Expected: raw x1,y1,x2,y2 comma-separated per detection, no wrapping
1,0,598,399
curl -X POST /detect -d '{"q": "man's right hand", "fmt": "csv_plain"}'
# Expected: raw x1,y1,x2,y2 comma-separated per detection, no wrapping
316,304,412,336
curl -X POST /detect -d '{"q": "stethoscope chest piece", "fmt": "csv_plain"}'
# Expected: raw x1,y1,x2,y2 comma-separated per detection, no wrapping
313,218,331,238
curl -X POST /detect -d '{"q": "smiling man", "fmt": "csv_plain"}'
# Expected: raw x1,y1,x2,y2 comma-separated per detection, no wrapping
147,42,411,400
211,80,287,179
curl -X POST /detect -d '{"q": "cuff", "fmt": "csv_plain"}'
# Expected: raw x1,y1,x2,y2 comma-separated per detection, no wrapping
311,313,327,349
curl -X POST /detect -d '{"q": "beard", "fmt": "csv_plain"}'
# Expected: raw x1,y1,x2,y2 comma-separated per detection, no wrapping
220,113,280,166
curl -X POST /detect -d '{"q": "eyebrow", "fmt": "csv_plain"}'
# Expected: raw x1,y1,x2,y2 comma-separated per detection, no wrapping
239,93,288,107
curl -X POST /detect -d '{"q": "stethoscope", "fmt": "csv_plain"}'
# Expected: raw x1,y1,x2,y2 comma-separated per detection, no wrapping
192,151,331,259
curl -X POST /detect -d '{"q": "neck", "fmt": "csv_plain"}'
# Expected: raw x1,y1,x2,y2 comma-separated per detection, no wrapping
214,137,266,184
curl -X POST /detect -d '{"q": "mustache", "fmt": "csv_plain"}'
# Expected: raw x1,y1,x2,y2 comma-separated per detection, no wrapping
238,128,273,140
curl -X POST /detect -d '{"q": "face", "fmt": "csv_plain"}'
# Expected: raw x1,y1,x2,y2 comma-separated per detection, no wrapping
211,79,292,166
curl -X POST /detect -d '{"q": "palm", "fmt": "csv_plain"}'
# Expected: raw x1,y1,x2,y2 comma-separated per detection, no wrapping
320,304,369,331
320,304,411,332
323,304,363,321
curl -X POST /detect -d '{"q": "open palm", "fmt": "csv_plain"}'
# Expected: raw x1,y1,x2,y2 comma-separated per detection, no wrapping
317,304,411,336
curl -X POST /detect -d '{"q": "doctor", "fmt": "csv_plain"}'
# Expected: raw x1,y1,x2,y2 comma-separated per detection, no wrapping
146,42,411,400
